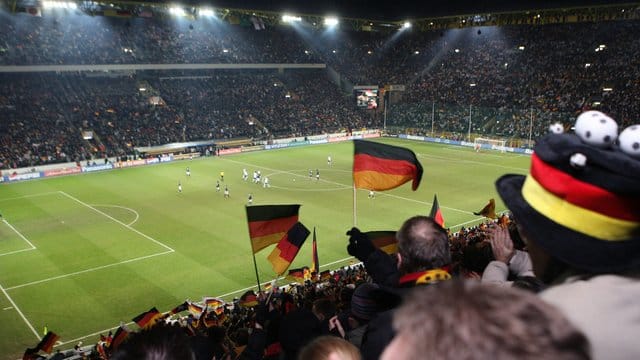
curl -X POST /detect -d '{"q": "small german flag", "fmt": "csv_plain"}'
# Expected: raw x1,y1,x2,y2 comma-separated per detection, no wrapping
366,230,398,254
203,297,224,309
188,302,205,318
246,205,301,253
170,301,189,315
286,268,306,283
132,307,162,329
353,140,423,191
109,326,129,351
429,194,445,228
267,222,310,275
240,290,259,307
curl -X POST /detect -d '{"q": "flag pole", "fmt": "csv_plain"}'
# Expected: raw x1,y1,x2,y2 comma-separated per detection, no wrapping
250,253,262,293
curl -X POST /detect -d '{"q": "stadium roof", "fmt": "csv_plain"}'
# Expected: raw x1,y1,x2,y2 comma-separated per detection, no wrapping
193,0,638,21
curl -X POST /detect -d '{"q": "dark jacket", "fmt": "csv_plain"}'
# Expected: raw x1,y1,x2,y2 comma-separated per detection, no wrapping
359,249,452,360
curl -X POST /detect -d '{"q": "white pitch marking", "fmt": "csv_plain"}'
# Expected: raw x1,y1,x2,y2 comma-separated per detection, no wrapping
0,283,39,339
0,219,37,257
59,191,174,252
91,204,140,226
5,250,174,290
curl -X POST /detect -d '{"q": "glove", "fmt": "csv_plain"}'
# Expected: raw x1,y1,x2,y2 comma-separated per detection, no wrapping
346,227,375,262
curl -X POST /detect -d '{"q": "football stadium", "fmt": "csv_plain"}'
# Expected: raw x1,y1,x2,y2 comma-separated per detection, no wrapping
1,0,639,359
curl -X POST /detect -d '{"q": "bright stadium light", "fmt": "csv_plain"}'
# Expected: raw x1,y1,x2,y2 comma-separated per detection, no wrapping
324,17,339,27
200,8,214,17
402,21,412,29
169,7,186,16
518,45,525,50
43,1,77,9
282,14,302,23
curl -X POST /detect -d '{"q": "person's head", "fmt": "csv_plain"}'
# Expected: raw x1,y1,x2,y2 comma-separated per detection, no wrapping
495,120,640,282
298,336,361,360
396,216,451,274
311,298,336,322
110,323,195,360
381,280,590,360
349,283,385,325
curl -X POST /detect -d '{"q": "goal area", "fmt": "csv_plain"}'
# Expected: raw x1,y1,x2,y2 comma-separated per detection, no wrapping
474,137,506,152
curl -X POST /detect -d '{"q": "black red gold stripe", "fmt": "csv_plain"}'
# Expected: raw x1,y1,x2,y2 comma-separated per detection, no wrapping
353,140,423,191
530,154,639,221
246,205,301,253
522,175,638,241
267,222,310,274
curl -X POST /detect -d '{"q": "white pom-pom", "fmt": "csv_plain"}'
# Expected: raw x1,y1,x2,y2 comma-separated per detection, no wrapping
574,111,618,148
549,122,564,134
570,153,587,168
618,125,640,159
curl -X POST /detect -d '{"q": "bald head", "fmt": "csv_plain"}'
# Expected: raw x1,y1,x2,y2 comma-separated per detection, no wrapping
396,216,450,274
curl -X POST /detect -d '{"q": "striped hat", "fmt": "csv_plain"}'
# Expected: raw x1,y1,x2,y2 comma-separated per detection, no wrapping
495,133,640,273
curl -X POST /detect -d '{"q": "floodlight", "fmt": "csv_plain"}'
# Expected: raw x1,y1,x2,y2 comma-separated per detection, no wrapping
402,21,411,29
169,7,186,16
200,8,214,17
282,14,301,23
324,17,339,27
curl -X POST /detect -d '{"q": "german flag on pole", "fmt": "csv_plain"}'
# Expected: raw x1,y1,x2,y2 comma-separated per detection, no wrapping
37,331,59,354
474,198,497,219
246,205,301,253
310,227,319,275
132,307,162,329
429,194,445,228
267,222,310,275
353,140,423,191
366,231,398,254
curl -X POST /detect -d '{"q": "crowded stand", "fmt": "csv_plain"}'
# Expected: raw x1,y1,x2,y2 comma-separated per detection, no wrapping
3,4,640,360
2,11,640,168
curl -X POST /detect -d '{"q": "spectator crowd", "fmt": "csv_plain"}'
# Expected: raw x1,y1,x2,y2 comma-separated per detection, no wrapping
2,11,639,169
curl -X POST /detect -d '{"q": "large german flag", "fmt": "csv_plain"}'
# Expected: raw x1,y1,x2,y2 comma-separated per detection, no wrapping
267,222,310,275
366,230,398,254
246,205,301,253
353,140,423,191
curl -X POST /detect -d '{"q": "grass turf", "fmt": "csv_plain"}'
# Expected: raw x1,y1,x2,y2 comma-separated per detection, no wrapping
0,138,529,358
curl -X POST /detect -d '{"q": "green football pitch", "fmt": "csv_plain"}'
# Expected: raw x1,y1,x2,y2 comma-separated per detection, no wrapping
0,138,529,358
